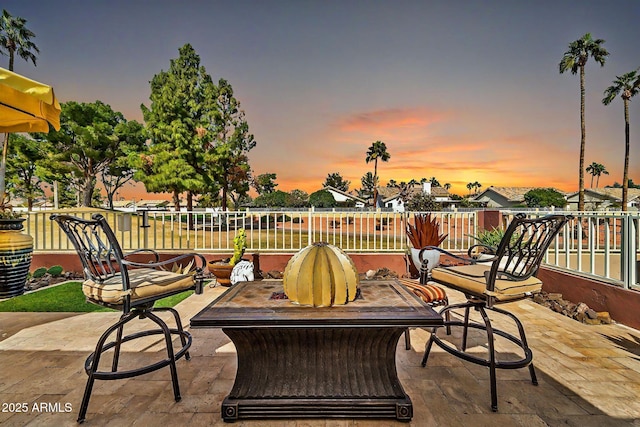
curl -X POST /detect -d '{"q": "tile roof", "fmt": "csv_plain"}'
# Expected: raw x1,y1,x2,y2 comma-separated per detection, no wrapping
476,186,566,202
580,187,640,201
377,184,450,201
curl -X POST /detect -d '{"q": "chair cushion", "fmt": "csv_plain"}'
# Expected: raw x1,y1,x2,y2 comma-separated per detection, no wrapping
431,264,542,301
397,278,448,304
83,268,194,305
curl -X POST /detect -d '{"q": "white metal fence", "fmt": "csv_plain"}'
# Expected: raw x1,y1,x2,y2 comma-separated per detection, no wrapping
26,209,639,289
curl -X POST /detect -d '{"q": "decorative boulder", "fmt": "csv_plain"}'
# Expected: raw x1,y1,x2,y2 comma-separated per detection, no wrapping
283,242,359,307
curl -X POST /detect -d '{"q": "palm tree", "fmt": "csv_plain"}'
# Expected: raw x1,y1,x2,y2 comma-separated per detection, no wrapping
365,140,390,207
466,182,473,196
0,9,39,211
443,183,451,191
472,181,482,194
559,33,609,211
603,70,640,211
585,162,609,188
0,9,39,71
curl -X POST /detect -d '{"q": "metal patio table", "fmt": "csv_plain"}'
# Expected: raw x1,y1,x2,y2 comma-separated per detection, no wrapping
190,279,442,422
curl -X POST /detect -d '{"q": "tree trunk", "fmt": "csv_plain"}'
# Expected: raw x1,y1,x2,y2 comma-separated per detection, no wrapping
187,191,194,229
372,160,378,208
578,66,586,212
222,186,228,211
622,99,630,212
172,190,181,212
82,175,93,207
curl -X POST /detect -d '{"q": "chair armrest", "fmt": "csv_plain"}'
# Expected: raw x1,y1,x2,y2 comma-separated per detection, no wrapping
467,244,498,261
419,246,476,266
123,248,160,263
122,253,207,271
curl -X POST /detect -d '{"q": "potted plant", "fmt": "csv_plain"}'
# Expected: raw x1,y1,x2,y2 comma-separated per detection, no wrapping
208,228,247,286
0,200,33,298
406,213,447,279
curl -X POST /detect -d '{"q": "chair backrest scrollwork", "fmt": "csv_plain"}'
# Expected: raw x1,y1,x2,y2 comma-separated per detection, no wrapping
486,213,572,291
51,214,128,286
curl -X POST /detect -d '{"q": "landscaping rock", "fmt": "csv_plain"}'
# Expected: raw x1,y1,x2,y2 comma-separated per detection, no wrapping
533,291,614,325
267,270,283,279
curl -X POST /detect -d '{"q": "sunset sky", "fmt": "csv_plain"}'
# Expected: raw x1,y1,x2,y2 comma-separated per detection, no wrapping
3,0,639,199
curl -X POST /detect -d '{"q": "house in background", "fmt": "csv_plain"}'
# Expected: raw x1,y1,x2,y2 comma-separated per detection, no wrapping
324,186,367,208
378,182,455,212
566,188,640,211
472,186,566,208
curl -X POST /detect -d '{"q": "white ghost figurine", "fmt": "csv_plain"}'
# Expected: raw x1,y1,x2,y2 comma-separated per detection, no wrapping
230,260,255,285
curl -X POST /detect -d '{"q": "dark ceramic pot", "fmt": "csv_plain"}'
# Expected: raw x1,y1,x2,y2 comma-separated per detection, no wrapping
0,218,33,298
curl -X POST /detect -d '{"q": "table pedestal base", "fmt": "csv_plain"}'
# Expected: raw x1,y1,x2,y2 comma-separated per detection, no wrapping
221,327,413,422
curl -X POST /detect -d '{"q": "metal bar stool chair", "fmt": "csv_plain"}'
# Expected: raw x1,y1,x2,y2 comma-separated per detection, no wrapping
420,213,571,411
51,213,207,423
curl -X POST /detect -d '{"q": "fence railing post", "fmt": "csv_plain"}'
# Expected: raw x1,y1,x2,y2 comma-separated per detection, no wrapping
621,215,638,289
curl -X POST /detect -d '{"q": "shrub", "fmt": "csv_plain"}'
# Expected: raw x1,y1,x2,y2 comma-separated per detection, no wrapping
524,188,567,208
47,265,64,277
309,190,337,208
407,192,442,211
32,267,48,278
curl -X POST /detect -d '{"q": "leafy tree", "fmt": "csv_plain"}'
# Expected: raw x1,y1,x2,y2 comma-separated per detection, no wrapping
309,189,337,208
428,176,441,187
602,70,639,211
467,181,482,195
407,192,441,212
323,172,350,192
252,172,278,195
209,78,256,211
287,189,309,207
609,179,640,189
6,134,45,209
101,120,147,209
0,9,39,209
365,140,390,206
357,171,376,200
254,190,288,207
140,43,216,211
46,101,144,207
0,9,39,71
386,179,397,188
524,188,567,208
585,162,609,188
559,33,609,211
393,180,417,204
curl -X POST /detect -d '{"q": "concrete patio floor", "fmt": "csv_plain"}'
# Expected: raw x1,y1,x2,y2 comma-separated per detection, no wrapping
1,282,640,426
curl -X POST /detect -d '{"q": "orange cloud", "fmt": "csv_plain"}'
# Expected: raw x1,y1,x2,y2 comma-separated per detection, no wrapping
335,107,450,135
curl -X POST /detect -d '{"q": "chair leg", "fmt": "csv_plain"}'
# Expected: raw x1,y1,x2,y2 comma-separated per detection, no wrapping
78,311,138,423
404,328,411,350
492,305,538,386
111,321,125,372
461,305,471,351
157,307,191,361
145,310,182,402
478,306,498,412
421,329,435,367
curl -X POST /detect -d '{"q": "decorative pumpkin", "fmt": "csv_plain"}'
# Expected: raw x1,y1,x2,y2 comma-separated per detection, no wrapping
283,242,359,307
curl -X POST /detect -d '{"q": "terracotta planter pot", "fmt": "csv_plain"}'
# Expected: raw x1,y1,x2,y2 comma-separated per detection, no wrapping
208,261,234,286
0,218,33,298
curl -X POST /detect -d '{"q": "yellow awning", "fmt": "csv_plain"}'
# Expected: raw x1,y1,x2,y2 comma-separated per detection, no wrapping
0,67,61,133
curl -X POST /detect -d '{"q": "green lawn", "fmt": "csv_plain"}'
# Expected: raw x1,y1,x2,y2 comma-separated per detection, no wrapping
0,282,194,312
